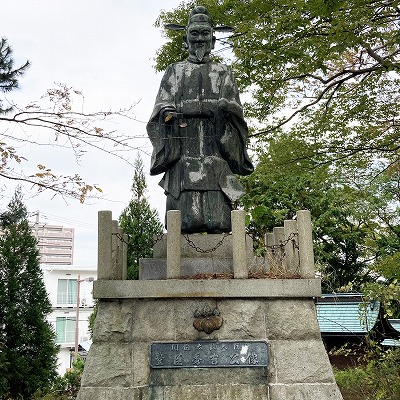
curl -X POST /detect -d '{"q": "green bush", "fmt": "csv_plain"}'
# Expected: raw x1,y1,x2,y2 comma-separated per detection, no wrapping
32,356,84,399
335,348,400,400
335,367,371,400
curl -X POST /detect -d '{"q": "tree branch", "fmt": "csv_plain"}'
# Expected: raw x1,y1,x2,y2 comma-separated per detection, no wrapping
251,69,374,137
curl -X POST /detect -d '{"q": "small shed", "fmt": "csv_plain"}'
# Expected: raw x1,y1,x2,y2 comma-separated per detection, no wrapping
316,293,380,351
316,293,380,369
315,294,400,368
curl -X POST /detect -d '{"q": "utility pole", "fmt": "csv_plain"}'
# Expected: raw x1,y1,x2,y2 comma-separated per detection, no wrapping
74,274,94,362
34,210,39,239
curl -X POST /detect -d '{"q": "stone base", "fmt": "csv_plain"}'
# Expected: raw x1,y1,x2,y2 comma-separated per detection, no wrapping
139,233,265,280
139,257,235,280
78,280,343,400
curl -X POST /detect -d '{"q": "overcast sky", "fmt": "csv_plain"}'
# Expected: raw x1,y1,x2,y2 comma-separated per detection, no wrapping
1,0,186,265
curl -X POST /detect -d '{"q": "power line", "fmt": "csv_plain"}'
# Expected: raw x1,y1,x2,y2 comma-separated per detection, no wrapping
28,211,97,230
42,213,97,230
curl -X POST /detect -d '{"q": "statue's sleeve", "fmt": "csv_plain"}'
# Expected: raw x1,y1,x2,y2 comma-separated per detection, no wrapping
217,68,254,176
146,65,181,176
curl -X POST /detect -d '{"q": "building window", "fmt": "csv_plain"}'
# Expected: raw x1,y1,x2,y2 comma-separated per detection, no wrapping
56,317,75,344
57,279,77,305
44,238,72,242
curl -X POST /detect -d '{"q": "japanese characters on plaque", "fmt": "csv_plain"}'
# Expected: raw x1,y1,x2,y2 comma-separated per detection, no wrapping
150,341,269,369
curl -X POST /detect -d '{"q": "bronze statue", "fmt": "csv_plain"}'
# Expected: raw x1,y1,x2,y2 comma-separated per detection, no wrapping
147,6,253,233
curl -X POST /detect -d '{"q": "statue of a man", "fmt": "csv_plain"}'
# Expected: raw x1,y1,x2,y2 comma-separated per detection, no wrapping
147,6,253,233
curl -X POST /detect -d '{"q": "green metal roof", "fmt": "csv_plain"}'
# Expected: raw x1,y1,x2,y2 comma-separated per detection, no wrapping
316,294,380,334
382,320,400,346
388,319,400,333
381,339,400,346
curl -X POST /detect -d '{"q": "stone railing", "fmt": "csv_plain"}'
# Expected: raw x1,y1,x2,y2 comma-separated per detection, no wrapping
97,209,314,280
97,211,127,280
264,210,315,278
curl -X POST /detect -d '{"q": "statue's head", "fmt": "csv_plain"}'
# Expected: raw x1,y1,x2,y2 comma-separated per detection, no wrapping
183,6,216,62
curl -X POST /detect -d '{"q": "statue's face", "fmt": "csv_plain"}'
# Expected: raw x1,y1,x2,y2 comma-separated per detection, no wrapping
186,23,214,61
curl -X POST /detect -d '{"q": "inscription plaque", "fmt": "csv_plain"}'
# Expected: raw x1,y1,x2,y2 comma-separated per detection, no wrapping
150,341,268,369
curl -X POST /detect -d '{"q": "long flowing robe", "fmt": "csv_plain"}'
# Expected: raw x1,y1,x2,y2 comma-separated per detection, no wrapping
147,59,253,232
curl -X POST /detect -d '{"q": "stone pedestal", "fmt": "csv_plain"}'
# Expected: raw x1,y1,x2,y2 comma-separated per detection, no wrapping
77,279,343,400
80,211,343,399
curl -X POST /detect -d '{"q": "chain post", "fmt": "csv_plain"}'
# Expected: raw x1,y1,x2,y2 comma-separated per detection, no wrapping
264,232,274,272
98,211,113,280
167,210,181,279
297,210,315,278
232,210,248,279
284,220,299,275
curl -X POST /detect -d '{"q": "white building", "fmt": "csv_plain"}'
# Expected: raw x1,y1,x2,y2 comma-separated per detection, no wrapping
41,264,97,375
31,223,75,265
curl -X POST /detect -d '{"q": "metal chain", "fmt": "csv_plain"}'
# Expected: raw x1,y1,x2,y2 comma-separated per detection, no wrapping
264,232,301,273
112,231,298,256
183,232,231,254
112,232,165,247
152,232,165,247
265,232,299,251
111,232,126,244
113,231,297,248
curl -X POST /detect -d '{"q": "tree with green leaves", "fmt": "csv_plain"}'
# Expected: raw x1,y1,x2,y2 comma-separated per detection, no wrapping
36,356,85,399
357,165,400,317
0,38,29,114
0,188,58,399
240,136,378,291
155,0,400,174
239,134,400,305
154,2,400,295
119,155,164,279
